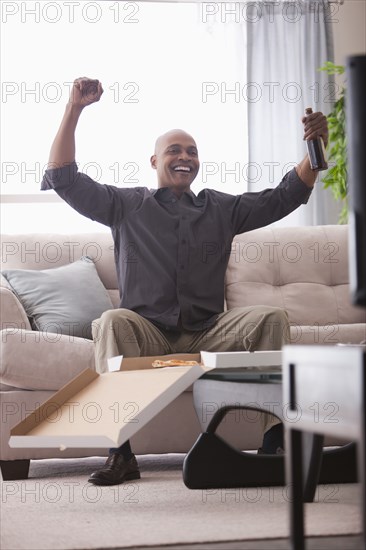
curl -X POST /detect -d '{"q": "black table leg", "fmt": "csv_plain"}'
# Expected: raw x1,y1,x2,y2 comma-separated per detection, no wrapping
303,433,324,503
288,428,305,550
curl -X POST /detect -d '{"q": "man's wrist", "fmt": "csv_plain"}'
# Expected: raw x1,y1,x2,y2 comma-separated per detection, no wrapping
295,156,317,188
65,102,84,118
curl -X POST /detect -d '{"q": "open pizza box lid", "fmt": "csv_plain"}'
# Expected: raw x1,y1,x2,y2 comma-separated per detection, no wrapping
9,353,208,450
9,350,282,450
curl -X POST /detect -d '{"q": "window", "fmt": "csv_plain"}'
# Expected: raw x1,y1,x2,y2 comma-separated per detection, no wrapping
1,1,248,233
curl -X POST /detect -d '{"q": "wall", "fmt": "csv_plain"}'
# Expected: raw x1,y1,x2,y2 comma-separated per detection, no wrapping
333,0,366,64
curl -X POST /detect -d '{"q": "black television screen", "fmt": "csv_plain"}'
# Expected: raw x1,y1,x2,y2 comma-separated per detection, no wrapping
346,54,366,308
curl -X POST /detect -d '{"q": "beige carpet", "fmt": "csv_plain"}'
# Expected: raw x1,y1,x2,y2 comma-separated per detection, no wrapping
0,454,361,549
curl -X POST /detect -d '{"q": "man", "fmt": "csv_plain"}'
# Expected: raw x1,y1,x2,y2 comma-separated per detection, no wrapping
41,77,328,486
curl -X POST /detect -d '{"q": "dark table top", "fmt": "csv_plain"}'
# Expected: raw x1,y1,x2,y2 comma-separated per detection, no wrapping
200,367,282,384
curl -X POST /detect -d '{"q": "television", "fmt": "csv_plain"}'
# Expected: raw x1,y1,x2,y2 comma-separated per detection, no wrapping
346,54,366,308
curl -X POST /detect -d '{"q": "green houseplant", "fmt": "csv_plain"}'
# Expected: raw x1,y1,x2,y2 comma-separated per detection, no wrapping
318,61,347,223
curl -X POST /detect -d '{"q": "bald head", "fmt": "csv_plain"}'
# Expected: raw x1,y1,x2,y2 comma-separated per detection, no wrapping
154,129,197,155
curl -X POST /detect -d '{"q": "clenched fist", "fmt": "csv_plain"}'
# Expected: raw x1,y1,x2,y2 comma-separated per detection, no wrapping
68,77,104,109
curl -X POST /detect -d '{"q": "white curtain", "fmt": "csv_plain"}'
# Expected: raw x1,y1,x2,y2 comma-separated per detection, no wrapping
246,0,338,226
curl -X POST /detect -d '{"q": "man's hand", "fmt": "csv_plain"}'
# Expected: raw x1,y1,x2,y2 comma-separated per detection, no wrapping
302,110,328,147
68,77,104,109
296,110,329,188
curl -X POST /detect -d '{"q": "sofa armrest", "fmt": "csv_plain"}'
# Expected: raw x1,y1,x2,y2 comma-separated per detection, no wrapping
0,286,31,331
0,329,95,390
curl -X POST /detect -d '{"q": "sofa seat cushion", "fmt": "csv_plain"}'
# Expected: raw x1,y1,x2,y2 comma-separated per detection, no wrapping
2,256,114,340
0,382,20,391
290,323,366,345
0,329,95,390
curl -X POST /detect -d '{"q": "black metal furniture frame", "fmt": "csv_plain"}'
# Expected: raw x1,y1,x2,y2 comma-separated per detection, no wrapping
183,368,357,490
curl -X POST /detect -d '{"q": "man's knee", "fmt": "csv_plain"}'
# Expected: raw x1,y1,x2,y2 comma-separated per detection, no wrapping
99,308,139,326
261,307,289,346
234,305,289,328
234,305,289,349
266,306,289,329
265,306,289,323
92,309,140,342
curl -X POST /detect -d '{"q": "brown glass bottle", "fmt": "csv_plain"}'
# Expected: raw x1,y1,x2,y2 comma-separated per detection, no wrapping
305,107,328,171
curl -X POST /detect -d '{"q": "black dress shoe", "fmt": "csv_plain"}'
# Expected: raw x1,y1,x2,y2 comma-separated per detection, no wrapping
259,423,284,455
88,453,140,486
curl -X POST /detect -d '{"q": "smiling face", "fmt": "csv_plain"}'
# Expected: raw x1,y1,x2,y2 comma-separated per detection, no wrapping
150,129,200,197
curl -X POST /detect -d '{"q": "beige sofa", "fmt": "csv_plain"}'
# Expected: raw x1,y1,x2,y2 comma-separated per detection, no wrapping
1,224,365,480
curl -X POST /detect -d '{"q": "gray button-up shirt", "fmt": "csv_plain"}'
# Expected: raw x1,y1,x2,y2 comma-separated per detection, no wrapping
41,162,312,331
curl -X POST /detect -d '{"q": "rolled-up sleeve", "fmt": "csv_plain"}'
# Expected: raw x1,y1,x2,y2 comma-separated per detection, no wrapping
41,161,141,227
231,168,313,235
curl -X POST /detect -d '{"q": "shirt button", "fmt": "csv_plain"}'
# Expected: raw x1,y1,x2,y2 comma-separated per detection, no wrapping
182,216,187,220
180,265,184,270
181,239,186,245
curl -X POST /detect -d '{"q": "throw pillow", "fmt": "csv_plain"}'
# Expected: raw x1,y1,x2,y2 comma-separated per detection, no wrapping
2,256,114,340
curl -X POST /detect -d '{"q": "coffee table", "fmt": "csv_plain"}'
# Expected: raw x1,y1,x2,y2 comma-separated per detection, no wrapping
183,352,357,489
183,364,285,488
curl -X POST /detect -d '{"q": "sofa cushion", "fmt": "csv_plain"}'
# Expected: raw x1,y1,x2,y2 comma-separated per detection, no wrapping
2,257,114,340
226,225,366,328
0,233,118,290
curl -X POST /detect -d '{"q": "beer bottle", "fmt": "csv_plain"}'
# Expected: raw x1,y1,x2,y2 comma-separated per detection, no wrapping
305,107,328,171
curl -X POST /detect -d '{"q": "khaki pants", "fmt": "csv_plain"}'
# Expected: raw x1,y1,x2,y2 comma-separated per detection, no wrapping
92,306,289,433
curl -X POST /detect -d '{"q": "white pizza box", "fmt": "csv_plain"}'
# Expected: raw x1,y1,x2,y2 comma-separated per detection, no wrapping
9,350,282,450
9,353,207,450
200,350,282,369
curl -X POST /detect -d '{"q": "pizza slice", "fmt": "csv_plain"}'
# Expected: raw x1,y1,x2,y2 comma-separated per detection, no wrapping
152,359,201,368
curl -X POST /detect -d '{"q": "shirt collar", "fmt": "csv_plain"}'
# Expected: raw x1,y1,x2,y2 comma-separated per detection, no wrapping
150,186,204,206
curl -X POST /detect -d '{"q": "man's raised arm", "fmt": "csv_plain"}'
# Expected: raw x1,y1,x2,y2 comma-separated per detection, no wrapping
47,77,103,169
41,77,129,227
